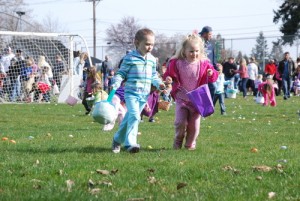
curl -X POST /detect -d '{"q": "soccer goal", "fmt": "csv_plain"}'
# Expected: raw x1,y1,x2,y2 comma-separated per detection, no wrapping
0,31,92,104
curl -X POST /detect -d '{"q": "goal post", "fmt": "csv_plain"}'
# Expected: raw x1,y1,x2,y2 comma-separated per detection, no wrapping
0,31,92,104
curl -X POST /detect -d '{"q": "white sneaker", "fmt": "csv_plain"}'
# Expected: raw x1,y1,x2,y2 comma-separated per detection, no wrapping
112,139,121,153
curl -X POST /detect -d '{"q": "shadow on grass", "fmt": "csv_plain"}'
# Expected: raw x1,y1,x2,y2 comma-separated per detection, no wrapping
11,146,171,154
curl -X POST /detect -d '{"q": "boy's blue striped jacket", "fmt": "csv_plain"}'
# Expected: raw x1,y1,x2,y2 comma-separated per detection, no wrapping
112,50,162,98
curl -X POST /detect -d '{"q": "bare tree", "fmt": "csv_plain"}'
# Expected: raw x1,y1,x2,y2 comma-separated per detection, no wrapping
42,14,68,33
105,16,142,60
0,0,65,33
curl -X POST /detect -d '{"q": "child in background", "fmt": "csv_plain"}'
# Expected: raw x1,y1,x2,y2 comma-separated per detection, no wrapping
293,66,300,96
29,82,51,103
108,28,165,153
92,82,108,103
163,33,218,150
161,76,173,102
293,77,300,96
258,76,277,106
106,69,115,94
141,85,160,122
213,65,231,115
254,74,263,96
82,66,101,115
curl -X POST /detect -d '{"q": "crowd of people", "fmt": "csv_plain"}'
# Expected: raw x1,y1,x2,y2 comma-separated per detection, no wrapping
0,47,69,103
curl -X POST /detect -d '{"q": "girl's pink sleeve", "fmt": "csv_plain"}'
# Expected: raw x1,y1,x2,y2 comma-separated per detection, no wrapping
234,66,246,74
163,59,176,80
208,67,218,83
206,61,218,83
258,83,263,92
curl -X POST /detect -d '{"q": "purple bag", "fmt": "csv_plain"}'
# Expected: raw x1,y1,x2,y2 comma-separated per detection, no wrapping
186,84,214,117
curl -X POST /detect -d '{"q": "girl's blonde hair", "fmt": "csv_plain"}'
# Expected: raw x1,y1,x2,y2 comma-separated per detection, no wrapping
240,58,247,67
174,33,206,60
80,52,88,63
88,66,101,83
91,82,102,92
257,74,263,80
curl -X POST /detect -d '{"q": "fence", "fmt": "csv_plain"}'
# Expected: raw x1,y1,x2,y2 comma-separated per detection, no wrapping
0,31,91,104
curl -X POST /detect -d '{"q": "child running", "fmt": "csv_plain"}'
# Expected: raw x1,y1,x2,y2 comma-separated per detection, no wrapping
108,28,165,153
163,33,218,150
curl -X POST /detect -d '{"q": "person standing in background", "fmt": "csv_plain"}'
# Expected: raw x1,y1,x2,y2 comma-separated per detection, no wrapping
278,52,296,100
52,55,65,89
199,26,221,99
264,59,276,77
247,57,258,96
232,58,249,98
101,55,113,91
222,57,237,98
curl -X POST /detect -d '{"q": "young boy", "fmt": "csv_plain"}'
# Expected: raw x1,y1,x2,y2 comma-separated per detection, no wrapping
108,28,165,153
213,65,231,115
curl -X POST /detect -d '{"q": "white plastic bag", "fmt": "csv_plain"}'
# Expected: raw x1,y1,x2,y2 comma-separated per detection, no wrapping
92,101,117,125
256,92,264,104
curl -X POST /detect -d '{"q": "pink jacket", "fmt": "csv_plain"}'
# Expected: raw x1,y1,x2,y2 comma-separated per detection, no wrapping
163,59,218,100
233,65,249,78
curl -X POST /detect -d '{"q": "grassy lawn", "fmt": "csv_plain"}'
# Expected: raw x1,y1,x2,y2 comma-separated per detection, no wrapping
0,94,299,201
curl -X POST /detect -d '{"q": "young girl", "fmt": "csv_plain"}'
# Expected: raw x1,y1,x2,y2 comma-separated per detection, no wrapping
90,82,108,105
108,28,165,153
232,58,249,98
82,66,101,115
258,77,276,106
163,33,218,150
254,74,263,96
293,66,300,96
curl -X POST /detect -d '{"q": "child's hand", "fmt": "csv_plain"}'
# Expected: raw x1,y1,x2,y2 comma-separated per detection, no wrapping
159,83,166,90
207,69,213,76
144,103,151,112
165,76,173,84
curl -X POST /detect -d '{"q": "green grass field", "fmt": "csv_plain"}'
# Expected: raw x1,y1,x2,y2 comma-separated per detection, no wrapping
0,95,299,201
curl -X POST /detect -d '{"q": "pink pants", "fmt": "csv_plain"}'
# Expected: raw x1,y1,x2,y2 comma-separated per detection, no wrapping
173,99,201,149
262,89,276,107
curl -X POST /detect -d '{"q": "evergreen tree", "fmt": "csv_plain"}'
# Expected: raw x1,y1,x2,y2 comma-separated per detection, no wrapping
269,41,284,62
251,31,269,67
273,1,300,45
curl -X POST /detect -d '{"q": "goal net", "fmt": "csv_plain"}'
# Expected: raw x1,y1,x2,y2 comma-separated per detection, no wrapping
0,31,91,104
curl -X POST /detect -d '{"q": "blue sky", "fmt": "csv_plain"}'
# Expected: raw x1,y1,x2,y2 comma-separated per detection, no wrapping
25,0,287,59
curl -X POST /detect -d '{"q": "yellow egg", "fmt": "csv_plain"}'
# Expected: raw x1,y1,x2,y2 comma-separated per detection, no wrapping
10,140,16,144
251,148,258,153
